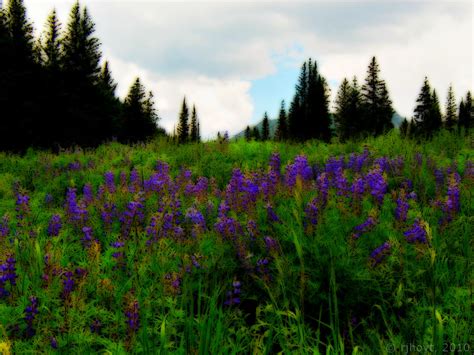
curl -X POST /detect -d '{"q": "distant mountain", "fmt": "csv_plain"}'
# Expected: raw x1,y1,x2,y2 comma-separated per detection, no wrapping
234,112,405,139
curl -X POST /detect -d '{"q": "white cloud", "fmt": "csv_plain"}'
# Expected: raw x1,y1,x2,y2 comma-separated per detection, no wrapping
105,53,253,139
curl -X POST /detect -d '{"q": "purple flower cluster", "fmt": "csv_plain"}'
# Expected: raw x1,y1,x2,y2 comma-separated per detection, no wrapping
353,216,377,239
365,167,387,205
404,220,427,244
15,192,30,222
269,152,281,176
0,256,17,298
83,184,94,205
285,155,313,188
104,171,116,193
24,296,39,337
65,188,88,226
125,300,140,334
256,258,271,281
186,207,206,237
370,242,391,266
47,214,62,237
266,204,280,223
394,195,409,223
224,281,241,306
62,271,74,299
120,195,145,239
81,226,93,248
0,214,9,237
305,198,319,226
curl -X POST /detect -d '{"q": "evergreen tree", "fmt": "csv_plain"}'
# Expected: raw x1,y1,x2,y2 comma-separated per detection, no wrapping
334,78,351,141
399,118,409,137
288,94,301,140
244,125,251,141
120,78,151,142
458,91,472,132
444,84,457,130
361,56,394,136
275,100,288,141
41,9,61,70
347,77,363,138
262,112,270,141
429,89,442,134
412,77,442,138
252,126,261,141
98,61,117,97
177,97,189,144
190,104,199,142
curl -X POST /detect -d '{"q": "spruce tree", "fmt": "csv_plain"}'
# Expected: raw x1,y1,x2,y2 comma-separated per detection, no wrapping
252,126,261,141
177,97,189,144
348,77,363,138
262,112,270,141
275,100,288,141
413,77,432,138
399,118,409,137
244,125,251,141
458,91,472,132
361,56,394,136
429,89,442,134
334,78,351,141
444,85,457,130
121,78,146,142
190,105,199,142
42,9,61,70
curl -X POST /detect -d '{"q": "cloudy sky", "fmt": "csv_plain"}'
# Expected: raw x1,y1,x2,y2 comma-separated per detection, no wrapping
23,0,473,138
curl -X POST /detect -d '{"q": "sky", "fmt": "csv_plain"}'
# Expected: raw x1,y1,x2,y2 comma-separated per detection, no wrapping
21,0,474,138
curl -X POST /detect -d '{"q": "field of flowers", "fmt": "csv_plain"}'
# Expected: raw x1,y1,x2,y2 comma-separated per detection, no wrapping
0,131,472,354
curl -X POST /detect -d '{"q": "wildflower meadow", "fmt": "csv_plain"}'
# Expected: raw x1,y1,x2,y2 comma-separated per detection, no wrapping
0,131,472,353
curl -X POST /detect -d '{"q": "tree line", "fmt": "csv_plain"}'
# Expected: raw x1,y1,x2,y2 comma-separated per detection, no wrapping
0,0,164,152
247,57,472,142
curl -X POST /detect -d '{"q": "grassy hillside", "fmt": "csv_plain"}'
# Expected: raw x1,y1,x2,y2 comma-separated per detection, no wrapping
0,130,472,353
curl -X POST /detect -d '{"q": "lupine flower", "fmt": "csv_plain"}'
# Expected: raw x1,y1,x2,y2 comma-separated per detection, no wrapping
394,193,409,223
370,242,391,266
68,161,81,171
47,214,62,237
0,215,9,237
83,184,94,205
120,195,145,239
0,256,17,298
186,208,206,237
44,193,54,205
104,171,116,193
101,202,116,230
269,152,281,176
350,176,365,214
24,296,39,337
264,236,278,253
414,152,423,167
353,215,377,239
15,193,30,222
434,169,444,192
334,168,349,197
50,337,58,349
365,167,387,205
81,227,93,248
404,219,427,244
65,188,88,226
464,160,474,181
316,173,330,208
129,169,141,193
305,198,319,226
90,319,102,334
256,258,271,281
224,280,241,306
285,155,313,188
215,216,242,241
125,300,140,334
62,271,74,299
266,204,280,223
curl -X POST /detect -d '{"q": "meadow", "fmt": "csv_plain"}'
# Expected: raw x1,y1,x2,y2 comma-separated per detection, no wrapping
0,131,472,354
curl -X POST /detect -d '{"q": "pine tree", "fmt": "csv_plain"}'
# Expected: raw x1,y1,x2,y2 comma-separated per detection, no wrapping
244,125,251,141
42,9,61,70
361,56,394,136
98,61,117,97
399,118,409,137
177,97,189,144
190,105,199,142
429,89,442,134
413,77,433,138
262,112,270,141
347,77,363,138
275,100,288,141
334,78,351,141
444,85,457,130
7,0,34,62
252,126,261,141
121,78,146,142
458,91,472,132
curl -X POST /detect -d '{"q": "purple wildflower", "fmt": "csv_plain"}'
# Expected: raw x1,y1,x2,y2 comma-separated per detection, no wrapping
266,204,280,223
125,300,140,334
224,280,241,306
365,167,387,205
51,337,58,349
0,215,9,237
83,184,94,205
62,271,74,299
370,242,391,266
404,220,427,244
269,152,281,176
47,214,62,237
394,195,409,223
0,256,17,298
305,198,319,226
285,155,313,188
24,296,39,337
104,171,116,193
81,227,93,248
353,216,377,239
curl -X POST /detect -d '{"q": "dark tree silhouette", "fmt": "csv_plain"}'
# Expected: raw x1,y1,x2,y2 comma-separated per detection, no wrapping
244,125,251,141
399,118,409,137
361,57,394,136
275,100,288,141
262,112,270,141
177,97,190,143
412,77,441,138
458,91,472,132
444,85,457,130
190,104,200,142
